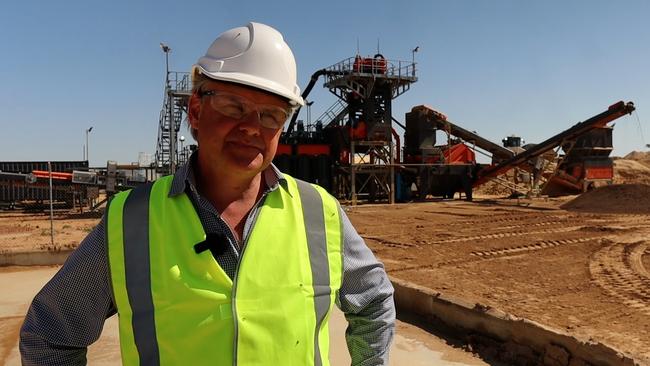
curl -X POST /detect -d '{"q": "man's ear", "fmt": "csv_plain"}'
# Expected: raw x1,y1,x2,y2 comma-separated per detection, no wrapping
188,92,201,130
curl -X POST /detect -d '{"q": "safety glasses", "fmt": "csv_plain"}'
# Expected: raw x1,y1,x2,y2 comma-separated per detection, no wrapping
199,90,294,129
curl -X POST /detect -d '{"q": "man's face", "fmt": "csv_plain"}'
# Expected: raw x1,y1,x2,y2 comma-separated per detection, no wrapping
189,80,291,177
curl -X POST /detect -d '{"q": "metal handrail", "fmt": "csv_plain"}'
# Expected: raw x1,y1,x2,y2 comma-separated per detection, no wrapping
325,57,416,79
168,72,192,92
315,99,347,126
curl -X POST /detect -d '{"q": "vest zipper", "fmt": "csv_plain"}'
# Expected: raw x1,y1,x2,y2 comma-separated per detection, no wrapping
231,194,266,366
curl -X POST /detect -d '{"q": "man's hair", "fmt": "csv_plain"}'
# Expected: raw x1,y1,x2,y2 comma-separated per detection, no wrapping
188,70,211,141
191,69,211,95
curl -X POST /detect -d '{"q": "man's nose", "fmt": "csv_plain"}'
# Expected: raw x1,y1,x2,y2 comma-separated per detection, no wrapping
237,111,262,136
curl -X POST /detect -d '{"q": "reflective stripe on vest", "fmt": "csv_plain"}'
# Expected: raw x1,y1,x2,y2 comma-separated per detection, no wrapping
297,179,329,366
107,175,342,366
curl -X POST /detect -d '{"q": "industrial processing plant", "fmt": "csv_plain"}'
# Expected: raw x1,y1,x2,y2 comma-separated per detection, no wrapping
2,17,650,365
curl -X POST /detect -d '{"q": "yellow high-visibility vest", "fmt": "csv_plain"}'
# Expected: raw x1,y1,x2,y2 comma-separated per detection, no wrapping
107,174,343,365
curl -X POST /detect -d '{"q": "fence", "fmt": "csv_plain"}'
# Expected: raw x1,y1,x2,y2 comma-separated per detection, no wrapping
0,161,105,254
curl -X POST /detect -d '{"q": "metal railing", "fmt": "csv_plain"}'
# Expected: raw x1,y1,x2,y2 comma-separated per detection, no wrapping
168,72,192,94
155,72,192,173
314,99,348,128
325,56,417,79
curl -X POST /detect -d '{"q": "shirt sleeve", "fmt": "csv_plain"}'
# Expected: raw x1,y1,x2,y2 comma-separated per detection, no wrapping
19,216,117,366
336,207,395,366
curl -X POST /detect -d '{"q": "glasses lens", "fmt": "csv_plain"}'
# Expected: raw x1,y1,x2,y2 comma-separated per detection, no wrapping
209,94,246,119
259,108,290,129
204,91,292,129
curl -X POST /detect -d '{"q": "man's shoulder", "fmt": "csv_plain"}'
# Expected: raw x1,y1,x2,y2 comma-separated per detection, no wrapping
107,178,167,213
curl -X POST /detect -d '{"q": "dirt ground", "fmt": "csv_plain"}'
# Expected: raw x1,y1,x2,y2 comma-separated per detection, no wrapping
2,151,650,364
346,152,650,363
346,190,650,363
0,211,99,254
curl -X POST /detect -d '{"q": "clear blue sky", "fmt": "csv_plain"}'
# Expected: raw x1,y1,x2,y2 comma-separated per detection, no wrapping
1,0,649,166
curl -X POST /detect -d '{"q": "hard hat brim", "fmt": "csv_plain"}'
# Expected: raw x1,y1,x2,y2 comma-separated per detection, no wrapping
194,65,305,107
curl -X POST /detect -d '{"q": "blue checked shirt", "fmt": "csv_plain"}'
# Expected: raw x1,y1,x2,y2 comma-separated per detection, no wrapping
20,157,395,365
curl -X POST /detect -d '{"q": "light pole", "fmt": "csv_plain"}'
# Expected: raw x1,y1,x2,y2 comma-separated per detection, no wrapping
85,126,93,165
179,135,185,163
306,100,314,125
411,46,419,76
160,42,171,87
160,42,176,172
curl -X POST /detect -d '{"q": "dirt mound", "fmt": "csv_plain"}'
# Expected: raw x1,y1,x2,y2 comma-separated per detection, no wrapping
613,159,650,185
621,150,650,171
474,176,515,196
623,150,650,163
561,183,650,213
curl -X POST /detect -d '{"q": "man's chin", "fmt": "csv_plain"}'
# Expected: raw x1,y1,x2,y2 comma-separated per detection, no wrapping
225,154,267,174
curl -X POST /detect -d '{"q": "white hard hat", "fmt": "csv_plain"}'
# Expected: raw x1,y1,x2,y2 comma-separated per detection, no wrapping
193,22,304,106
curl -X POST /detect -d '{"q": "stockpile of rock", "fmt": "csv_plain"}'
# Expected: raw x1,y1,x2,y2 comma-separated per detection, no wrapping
561,183,650,214
613,151,650,185
474,174,517,197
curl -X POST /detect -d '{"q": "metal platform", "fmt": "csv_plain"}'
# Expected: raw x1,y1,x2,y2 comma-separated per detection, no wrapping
323,56,417,100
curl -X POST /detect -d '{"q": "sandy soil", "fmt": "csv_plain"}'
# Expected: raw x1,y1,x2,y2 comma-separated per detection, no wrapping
614,158,650,185
0,211,100,254
561,183,650,214
346,192,650,363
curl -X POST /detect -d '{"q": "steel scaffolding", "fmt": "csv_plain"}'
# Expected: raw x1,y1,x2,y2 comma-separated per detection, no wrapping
155,72,192,175
321,55,417,203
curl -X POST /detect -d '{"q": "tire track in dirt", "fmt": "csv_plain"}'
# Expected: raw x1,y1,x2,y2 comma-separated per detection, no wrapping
444,213,569,227
361,219,586,249
390,235,604,273
628,243,650,279
437,234,607,267
470,236,608,258
589,241,650,315
577,213,650,219
494,220,571,231
448,218,574,232
425,226,585,245
429,213,645,243
361,235,419,249
444,212,650,229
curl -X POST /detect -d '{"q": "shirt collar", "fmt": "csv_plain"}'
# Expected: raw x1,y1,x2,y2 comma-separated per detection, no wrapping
168,152,288,197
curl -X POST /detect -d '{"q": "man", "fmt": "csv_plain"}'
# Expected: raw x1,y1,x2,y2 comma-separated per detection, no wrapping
20,22,395,365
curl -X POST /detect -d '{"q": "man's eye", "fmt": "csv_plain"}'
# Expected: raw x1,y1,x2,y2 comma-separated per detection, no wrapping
220,104,244,116
262,110,286,123
260,114,278,126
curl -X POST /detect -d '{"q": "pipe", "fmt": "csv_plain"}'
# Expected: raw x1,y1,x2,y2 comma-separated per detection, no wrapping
286,69,346,134
391,116,406,130
32,171,73,180
0,171,36,183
